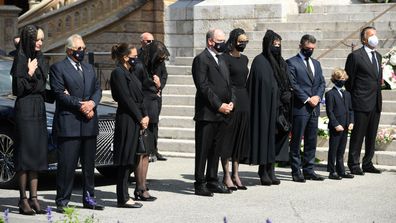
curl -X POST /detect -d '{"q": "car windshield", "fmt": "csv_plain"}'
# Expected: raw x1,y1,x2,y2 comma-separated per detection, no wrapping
0,58,13,96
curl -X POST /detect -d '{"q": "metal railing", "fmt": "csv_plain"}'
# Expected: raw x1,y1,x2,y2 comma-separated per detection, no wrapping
316,3,396,60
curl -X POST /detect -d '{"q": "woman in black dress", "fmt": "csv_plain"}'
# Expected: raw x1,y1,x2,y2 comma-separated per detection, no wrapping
110,43,148,208
219,28,250,190
12,25,48,215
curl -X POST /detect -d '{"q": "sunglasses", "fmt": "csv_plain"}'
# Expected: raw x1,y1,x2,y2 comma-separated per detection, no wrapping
145,40,153,44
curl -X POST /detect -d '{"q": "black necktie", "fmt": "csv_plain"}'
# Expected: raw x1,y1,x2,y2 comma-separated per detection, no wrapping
216,54,229,83
305,57,314,81
76,62,83,79
371,51,379,75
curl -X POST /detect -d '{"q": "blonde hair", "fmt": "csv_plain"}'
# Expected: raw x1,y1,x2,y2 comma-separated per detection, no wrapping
331,68,348,82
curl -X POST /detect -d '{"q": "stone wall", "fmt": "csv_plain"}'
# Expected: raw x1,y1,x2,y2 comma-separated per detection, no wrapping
0,5,21,55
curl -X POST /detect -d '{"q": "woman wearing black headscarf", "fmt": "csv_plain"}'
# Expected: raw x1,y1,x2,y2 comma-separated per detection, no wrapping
12,25,48,215
133,40,169,201
262,30,293,166
217,28,250,190
247,29,291,186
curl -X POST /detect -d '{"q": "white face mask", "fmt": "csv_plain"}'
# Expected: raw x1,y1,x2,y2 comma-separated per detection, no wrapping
367,35,379,48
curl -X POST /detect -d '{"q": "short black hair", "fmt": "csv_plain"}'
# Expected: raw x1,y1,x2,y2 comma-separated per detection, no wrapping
360,26,376,44
300,34,316,46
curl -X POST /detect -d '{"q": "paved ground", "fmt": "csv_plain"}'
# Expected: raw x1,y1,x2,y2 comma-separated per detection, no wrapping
1,156,396,223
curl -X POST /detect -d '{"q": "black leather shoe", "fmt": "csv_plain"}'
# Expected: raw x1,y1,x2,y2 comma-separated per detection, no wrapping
194,184,213,197
292,174,306,183
206,182,232,194
339,172,354,179
328,172,342,180
56,205,67,214
117,199,143,208
83,198,105,210
363,165,381,174
304,172,325,181
350,167,365,175
155,152,167,161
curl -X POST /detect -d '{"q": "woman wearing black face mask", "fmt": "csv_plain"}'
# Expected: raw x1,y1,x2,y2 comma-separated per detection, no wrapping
110,43,148,208
216,28,250,190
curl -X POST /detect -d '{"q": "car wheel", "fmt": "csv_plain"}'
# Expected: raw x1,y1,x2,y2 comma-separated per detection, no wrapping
96,166,118,178
0,127,17,188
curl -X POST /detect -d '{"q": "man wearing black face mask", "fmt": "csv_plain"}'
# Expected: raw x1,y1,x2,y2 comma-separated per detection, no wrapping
192,28,234,196
50,34,104,212
286,34,326,183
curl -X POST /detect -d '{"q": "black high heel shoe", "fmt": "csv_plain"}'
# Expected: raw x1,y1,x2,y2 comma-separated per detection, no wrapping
134,189,157,201
18,197,35,215
29,196,47,214
232,178,247,190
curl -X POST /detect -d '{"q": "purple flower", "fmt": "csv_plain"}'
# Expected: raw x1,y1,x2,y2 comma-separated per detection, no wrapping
4,208,9,223
223,216,228,223
85,191,97,206
266,218,272,223
47,206,53,223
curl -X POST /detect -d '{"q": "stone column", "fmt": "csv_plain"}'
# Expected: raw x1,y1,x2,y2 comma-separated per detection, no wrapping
0,5,21,55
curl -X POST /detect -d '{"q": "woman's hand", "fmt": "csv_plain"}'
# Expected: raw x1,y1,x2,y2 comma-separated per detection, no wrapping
153,74,161,89
140,116,149,129
28,58,38,76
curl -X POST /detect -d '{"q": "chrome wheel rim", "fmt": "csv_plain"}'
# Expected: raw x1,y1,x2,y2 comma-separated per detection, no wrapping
0,133,15,184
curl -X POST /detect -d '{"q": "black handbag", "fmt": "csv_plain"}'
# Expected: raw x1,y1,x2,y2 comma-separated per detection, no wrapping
137,129,154,155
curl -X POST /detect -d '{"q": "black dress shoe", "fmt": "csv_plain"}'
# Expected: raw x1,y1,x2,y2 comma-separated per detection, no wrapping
155,152,167,161
236,185,247,190
350,167,365,175
304,172,325,181
83,199,105,210
194,184,214,197
206,182,232,194
339,172,354,179
363,165,382,174
292,174,306,183
328,172,342,180
56,205,67,214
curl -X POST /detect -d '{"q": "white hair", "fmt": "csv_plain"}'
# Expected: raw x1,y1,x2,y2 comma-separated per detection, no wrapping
65,34,83,51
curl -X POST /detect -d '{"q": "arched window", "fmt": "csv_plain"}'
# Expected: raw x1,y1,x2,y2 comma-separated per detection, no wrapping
74,11,80,28
56,19,63,34
48,22,55,38
65,15,72,31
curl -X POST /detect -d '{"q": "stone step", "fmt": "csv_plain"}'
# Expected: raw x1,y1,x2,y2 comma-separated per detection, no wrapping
157,138,195,153
166,75,193,84
316,137,396,152
161,104,194,116
382,101,396,112
166,65,192,76
162,94,194,106
256,21,396,33
159,126,194,139
159,115,194,128
380,112,396,125
162,84,195,95
382,90,396,100
287,11,396,23
311,3,396,14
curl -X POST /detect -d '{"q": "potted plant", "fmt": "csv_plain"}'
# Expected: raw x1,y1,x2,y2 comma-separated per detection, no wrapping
375,127,395,151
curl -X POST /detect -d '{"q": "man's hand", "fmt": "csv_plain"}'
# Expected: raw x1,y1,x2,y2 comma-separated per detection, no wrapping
308,96,321,107
80,100,95,115
218,103,233,115
348,123,354,131
335,125,344,132
85,110,95,120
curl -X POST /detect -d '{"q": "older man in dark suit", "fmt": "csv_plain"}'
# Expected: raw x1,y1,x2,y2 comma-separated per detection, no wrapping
287,34,326,183
50,34,103,212
345,26,382,175
192,28,234,196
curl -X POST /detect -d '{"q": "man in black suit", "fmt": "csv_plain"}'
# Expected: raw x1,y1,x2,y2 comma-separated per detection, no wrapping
325,68,354,180
192,28,234,196
345,26,382,175
138,32,168,161
287,34,326,183
50,34,103,212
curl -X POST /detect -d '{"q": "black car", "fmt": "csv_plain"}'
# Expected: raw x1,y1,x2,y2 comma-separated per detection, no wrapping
0,56,116,188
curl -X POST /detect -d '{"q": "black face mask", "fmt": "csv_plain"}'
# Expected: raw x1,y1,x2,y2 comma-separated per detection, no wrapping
270,45,281,56
236,43,246,52
334,80,346,88
214,41,226,53
301,48,313,58
71,49,85,62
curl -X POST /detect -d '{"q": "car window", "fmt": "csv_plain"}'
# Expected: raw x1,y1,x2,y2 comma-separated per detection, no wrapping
0,59,13,96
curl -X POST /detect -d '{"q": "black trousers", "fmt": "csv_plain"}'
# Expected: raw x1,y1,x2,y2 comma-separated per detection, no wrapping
194,121,224,185
148,123,159,152
327,128,348,174
117,165,133,204
348,110,381,169
55,136,96,206
289,114,318,175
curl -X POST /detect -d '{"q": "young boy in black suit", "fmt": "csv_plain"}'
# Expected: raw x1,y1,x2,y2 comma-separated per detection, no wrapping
325,68,355,180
